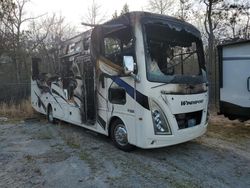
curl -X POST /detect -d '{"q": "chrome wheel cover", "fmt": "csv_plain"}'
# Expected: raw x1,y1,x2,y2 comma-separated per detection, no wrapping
114,124,128,146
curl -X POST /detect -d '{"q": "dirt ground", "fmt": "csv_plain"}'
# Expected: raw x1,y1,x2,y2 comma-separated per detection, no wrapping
0,114,250,188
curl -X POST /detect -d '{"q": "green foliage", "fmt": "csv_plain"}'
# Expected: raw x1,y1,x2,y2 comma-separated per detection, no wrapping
112,10,118,19
112,3,130,19
120,3,129,15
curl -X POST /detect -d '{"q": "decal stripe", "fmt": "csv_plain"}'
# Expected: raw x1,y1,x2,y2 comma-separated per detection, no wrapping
52,82,60,87
97,115,106,130
52,89,79,107
136,90,150,110
73,94,83,103
111,77,150,110
111,77,134,98
223,57,250,61
34,91,46,112
49,90,63,109
52,89,68,103
35,81,63,109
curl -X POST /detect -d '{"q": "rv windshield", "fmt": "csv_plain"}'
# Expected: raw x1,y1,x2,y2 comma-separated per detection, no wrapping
144,23,206,84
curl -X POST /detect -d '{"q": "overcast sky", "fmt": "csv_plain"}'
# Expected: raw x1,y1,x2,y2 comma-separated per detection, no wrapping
27,0,146,28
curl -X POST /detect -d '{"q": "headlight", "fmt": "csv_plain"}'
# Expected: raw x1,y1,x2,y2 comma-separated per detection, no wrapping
150,100,172,135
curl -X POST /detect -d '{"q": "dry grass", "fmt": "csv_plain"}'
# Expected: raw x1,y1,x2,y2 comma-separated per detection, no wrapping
0,99,34,119
207,115,250,146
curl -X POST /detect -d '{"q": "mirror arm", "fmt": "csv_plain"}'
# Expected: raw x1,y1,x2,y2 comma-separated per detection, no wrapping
130,73,140,83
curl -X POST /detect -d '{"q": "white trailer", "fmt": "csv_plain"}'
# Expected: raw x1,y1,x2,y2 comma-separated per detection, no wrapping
218,40,250,121
31,12,209,151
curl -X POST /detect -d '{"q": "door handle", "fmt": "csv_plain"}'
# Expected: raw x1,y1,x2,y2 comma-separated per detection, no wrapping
247,77,250,92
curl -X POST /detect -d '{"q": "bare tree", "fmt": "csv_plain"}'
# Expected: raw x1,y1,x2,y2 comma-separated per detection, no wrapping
0,0,46,82
224,2,250,39
0,0,16,54
28,14,77,73
203,0,223,106
176,0,192,21
147,0,175,15
83,0,106,25
242,3,250,39
2,0,33,82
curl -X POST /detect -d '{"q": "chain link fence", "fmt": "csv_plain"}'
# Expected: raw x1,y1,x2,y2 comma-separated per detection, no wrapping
0,81,30,103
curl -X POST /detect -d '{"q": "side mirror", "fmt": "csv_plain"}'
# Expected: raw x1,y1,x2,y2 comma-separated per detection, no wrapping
123,56,134,75
123,56,140,82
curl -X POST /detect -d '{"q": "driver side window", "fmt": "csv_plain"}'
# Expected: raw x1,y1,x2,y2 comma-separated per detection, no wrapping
104,38,121,56
104,37,122,67
102,26,134,68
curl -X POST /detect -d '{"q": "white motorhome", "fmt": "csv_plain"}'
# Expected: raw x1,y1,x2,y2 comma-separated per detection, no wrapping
218,40,250,121
31,12,209,151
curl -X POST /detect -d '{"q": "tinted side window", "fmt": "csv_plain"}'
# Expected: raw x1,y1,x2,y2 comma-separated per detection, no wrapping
102,26,134,67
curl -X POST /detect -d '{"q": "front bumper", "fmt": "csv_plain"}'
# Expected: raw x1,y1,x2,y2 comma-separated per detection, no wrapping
133,92,208,149
138,123,207,149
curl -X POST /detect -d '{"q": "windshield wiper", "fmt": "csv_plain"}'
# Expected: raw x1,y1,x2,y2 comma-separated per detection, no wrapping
151,83,169,89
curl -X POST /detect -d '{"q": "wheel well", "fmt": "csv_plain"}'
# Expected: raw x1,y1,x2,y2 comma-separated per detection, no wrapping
108,116,122,137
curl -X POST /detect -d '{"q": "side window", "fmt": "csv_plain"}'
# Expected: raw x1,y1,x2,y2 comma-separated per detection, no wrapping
102,26,134,68
104,38,121,56
104,37,122,66
108,87,126,105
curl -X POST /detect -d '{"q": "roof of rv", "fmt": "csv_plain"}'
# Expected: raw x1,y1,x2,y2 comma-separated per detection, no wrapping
104,11,191,26
60,11,201,50
102,11,200,37
62,11,200,42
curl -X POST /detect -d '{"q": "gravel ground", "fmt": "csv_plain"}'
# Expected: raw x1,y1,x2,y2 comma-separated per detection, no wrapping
0,115,249,188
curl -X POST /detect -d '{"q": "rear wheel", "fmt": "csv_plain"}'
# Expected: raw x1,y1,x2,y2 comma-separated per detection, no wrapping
110,119,135,152
47,105,55,123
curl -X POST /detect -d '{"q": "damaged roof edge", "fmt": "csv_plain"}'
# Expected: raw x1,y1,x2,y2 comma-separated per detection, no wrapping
103,11,201,38
218,39,250,47
62,11,201,45
60,11,202,57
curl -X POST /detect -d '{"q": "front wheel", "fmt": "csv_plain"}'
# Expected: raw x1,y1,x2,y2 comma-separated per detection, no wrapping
110,119,135,152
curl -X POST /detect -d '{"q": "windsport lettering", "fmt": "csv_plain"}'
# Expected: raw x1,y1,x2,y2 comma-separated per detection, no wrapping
181,99,204,106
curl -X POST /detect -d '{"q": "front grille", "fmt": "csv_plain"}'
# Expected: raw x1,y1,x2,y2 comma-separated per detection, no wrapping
175,110,203,129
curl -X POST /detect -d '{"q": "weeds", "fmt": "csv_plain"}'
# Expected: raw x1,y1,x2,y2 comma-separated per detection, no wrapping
35,130,53,140
63,133,81,149
79,150,91,161
24,154,34,162
0,99,34,119
79,150,99,173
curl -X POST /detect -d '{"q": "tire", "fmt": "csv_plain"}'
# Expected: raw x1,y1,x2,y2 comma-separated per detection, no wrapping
110,119,135,152
47,105,55,123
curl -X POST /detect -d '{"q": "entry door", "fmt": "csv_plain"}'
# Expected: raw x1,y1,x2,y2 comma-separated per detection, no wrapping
97,75,109,129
